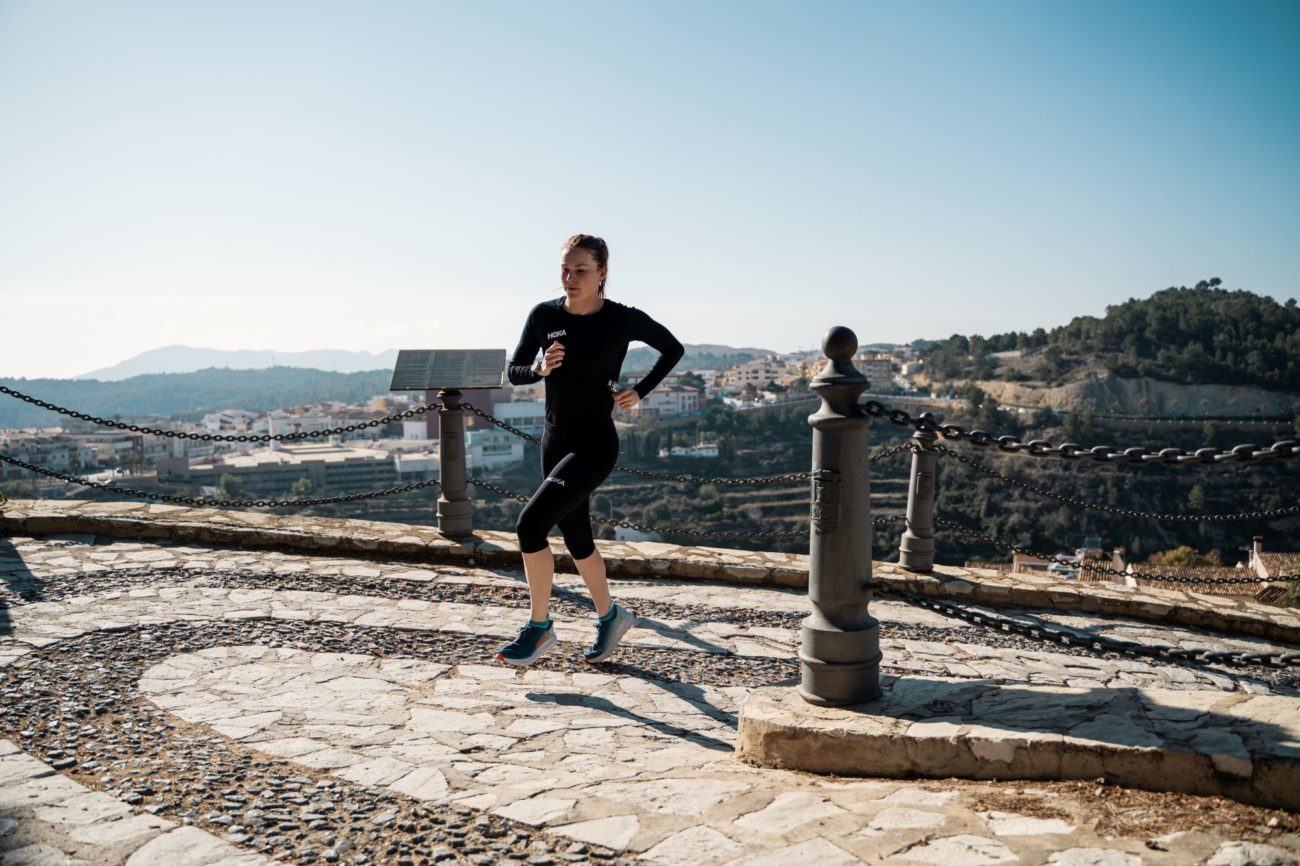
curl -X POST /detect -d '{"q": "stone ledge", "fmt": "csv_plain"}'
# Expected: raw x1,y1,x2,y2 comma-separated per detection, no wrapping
736,680,1300,811
2,499,1298,644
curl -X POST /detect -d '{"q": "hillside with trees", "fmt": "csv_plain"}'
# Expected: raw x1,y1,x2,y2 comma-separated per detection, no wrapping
921,281,1300,392
0,368,393,429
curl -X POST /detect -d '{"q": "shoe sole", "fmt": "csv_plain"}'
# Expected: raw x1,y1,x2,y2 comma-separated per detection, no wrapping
495,630,556,667
584,612,636,664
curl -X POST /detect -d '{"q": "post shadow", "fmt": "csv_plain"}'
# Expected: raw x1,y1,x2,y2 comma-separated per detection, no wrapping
0,536,42,638
525,690,734,752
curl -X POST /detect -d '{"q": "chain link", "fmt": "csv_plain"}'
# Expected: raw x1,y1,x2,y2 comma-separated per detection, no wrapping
873,582,1300,669
0,452,440,508
460,402,818,485
467,477,807,540
933,515,1291,585
933,444,1300,523
0,384,437,443
860,399,1300,466
461,403,908,485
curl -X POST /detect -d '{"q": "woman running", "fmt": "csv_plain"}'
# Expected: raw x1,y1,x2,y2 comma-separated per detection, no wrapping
495,234,684,666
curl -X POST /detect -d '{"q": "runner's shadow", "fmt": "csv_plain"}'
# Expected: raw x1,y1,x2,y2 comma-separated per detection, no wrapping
0,537,41,637
630,616,733,656
525,691,734,752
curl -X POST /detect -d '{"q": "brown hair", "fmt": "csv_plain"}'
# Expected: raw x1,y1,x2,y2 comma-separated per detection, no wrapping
561,234,609,295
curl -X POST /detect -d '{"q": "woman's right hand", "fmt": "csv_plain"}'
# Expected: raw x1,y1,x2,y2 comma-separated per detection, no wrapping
538,341,565,376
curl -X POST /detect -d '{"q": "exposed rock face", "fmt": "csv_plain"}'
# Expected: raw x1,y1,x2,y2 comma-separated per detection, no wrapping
976,374,1300,416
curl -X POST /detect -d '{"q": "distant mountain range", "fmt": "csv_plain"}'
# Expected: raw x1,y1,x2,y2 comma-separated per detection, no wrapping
77,346,402,381
76,344,778,381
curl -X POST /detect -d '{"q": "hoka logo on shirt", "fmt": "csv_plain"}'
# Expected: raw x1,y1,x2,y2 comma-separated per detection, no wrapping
544,476,566,487
547,329,567,340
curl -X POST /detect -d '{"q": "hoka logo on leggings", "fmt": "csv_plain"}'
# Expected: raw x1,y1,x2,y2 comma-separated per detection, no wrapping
544,476,566,487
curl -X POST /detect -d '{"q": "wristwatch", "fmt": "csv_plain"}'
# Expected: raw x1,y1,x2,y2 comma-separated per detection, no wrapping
531,359,543,377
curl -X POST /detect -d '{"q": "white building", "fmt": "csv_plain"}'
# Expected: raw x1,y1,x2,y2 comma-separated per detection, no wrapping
630,386,704,418
489,402,546,440
466,429,525,471
854,354,896,390
721,356,790,391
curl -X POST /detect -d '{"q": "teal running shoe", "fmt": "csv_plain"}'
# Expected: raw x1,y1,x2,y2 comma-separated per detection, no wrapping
495,621,556,666
583,604,637,664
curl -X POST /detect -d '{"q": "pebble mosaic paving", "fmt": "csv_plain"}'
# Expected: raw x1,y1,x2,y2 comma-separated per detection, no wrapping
1,532,1299,866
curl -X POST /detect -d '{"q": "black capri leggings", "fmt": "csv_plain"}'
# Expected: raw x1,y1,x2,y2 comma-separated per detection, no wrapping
516,422,619,560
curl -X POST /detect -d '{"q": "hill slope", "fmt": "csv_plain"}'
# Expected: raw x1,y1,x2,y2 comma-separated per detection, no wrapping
921,281,1300,398
1,368,394,429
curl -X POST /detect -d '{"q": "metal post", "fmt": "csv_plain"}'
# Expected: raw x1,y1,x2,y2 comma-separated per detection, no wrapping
801,326,881,707
899,413,938,572
437,388,473,537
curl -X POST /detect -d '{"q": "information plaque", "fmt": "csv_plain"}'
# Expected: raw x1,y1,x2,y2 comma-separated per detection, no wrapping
389,349,506,391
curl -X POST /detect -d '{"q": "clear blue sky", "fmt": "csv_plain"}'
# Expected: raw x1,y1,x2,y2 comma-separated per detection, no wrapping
2,0,1297,379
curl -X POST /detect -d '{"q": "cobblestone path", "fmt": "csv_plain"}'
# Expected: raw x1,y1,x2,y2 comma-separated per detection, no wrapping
2,533,1298,866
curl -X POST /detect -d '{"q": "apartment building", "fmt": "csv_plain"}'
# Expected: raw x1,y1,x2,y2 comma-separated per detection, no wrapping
630,386,704,419
854,353,896,390
165,443,401,496
0,432,96,481
721,356,790,392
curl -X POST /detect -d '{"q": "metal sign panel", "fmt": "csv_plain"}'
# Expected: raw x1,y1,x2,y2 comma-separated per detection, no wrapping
389,349,506,391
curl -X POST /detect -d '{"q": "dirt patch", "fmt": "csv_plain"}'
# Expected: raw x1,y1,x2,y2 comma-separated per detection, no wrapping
965,778,1299,839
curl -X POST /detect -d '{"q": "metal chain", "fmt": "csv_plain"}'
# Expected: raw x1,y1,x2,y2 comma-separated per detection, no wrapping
461,402,908,484
0,452,440,508
467,477,808,540
460,402,816,485
933,443,1300,522
0,384,437,443
873,582,1300,669
860,399,1300,466
933,515,1292,585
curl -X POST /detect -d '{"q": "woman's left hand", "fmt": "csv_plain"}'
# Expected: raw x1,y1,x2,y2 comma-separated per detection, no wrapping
614,389,641,411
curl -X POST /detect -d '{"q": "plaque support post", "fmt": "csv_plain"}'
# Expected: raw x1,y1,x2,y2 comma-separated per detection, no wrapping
437,389,473,538
899,414,938,572
800,326,882,707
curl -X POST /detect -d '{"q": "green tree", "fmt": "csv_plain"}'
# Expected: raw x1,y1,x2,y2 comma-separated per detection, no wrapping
678,371,706,390
718,434,736,463
1146,545,1221,567
1186,484,1206,513
218,473,245,500
290,477,314,496
1,480,37,499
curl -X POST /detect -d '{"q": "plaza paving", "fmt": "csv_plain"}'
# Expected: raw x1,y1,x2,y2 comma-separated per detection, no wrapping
1,528,1299,866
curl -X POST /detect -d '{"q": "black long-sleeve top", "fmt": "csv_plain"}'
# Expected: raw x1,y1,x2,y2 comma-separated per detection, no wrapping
508,298,685,431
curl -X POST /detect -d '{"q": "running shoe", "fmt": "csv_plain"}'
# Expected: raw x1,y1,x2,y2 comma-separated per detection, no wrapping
583,604,637,664
495,621,556,666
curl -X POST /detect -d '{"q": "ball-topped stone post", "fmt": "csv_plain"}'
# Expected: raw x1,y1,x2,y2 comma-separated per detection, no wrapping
801,326,882,706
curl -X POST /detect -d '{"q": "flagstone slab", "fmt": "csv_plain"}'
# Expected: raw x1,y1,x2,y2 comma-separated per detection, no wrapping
738,678,1300,810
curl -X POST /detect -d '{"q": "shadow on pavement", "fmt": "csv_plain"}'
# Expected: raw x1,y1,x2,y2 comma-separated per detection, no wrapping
525,690,734,752
0,536,41,638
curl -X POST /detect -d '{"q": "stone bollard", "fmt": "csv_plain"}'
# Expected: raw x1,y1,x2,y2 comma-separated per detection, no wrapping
801,326,882,707
899,412,938,572
436,389,473,538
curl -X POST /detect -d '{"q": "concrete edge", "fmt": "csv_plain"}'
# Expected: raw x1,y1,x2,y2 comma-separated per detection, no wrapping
2,500,1297,645
736,684,1300,812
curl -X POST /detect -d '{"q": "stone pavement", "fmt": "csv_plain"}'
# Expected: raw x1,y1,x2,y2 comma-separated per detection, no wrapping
2,529,1299,866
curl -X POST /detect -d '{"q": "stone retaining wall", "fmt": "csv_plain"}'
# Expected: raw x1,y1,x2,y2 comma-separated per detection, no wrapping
2,499,1297,644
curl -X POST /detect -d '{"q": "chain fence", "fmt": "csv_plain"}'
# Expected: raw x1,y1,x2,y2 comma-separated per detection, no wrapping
932,443,1300,522
872,582,1300,670
467,477,807,541
0,452,441,509
933,515,1294,585
861,400,1300,466
0,385,437,443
